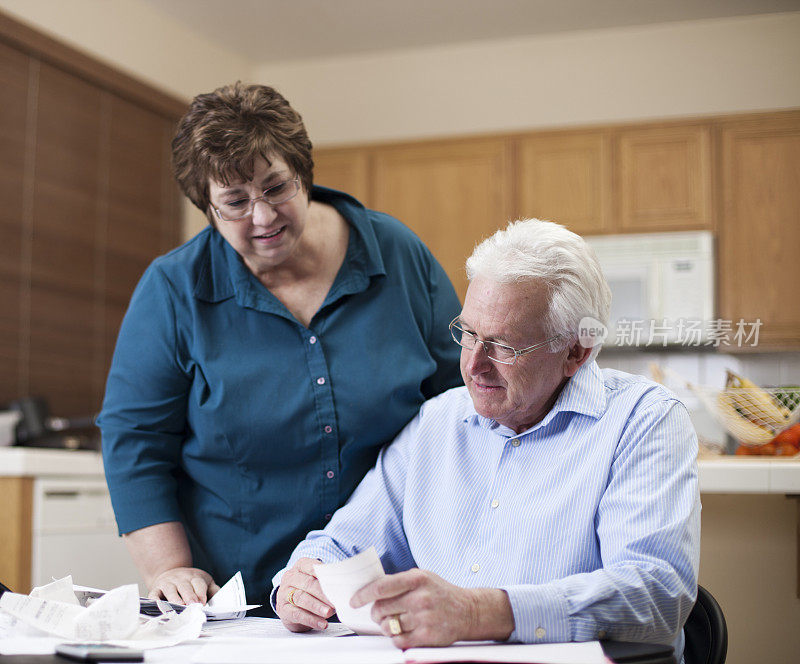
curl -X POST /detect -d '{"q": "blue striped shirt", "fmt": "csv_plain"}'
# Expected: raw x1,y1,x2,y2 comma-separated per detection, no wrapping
274,361,700,657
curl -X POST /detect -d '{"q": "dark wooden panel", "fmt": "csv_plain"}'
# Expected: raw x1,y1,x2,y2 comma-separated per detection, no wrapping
27,63,104,414
0,42,29,402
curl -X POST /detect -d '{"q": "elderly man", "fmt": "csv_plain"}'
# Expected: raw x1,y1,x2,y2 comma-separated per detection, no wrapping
273,219,700,657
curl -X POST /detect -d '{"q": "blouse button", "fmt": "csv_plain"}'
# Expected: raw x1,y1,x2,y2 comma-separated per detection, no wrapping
326,470,335,479
324,425,333,434
309,336,317,344
317,377,326,385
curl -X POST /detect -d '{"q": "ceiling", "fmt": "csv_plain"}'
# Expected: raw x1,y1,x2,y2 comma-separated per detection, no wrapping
140,0,800,64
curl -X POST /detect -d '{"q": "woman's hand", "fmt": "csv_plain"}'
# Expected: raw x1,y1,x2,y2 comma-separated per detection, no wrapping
351,569,514,648
148,566,220,605
276,557,335,632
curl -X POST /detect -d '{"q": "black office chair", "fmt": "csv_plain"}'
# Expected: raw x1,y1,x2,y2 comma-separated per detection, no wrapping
683,585,728,664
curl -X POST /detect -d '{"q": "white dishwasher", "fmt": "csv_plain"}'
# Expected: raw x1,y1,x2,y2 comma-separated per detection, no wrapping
31,477,145,593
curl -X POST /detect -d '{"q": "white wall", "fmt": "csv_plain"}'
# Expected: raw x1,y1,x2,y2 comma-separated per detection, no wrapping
0,0,251,101
253,12,800,146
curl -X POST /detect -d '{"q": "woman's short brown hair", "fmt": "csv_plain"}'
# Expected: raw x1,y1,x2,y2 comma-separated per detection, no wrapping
172,82,314,221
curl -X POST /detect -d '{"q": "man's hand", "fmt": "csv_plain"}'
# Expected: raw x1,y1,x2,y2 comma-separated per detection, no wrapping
276,558,335,632
351,569,515,648
148,566,220,605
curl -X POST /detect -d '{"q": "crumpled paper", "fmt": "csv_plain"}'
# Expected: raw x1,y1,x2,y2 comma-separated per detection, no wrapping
0,576,205,649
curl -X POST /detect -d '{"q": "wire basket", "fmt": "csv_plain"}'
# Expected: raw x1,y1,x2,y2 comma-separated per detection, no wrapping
691,381,800,446
649,364,800,446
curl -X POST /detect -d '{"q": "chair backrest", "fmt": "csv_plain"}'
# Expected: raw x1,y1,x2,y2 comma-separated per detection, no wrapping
683,585,728,664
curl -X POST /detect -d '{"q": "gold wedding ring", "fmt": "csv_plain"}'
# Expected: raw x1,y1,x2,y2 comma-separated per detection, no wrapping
286,588,297,606
388,615,403,636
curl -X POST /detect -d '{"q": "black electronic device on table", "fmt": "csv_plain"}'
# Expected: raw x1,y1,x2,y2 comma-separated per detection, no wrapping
54,644,143,662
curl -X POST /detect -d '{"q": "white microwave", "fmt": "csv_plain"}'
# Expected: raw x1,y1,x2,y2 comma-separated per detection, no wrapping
585,231,715,347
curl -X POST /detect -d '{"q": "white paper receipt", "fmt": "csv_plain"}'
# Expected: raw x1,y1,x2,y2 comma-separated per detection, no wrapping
314,547,386,635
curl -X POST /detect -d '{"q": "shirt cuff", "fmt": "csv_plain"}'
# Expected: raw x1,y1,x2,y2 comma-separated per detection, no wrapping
501,583,571,643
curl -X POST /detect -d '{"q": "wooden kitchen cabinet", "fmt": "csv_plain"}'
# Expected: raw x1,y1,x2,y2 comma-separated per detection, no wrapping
0,477,33,593
313,147,371,205
718,112,800,349
616,123,714,232
517,130,612,235
372,138,514,300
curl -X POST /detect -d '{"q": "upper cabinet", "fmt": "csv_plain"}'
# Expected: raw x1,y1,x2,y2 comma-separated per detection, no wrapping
313,147,370,204
617,124,713,232
517,131,612,235
313,111,796,349
718,112,800,349
371,139,514,300
516,122,714,235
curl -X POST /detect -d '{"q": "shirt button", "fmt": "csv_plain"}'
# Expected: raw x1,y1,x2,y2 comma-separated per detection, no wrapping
470,563,480,573
317,377,326,385
324,513,332,521
490,499,499,509
535,627,546,639
309,336,317,344
324,425,333,434
511,439,521,447
326,470,335,479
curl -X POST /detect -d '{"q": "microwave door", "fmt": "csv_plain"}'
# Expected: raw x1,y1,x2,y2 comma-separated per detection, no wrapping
604,265,651,346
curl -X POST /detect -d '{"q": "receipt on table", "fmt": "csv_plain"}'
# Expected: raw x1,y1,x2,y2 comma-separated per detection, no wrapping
313,547,386,635
0,579,205,649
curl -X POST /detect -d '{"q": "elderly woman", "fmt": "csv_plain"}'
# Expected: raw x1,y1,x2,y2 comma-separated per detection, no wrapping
98,83,461,609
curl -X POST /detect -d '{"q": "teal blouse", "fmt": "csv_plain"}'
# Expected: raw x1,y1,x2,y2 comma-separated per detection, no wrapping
98,187,462,605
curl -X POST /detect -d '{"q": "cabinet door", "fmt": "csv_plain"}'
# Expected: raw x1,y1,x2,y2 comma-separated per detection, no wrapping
719,114,800,348
313,147,370,205
617,124,713,232
518,131,612,235
373,139,514,300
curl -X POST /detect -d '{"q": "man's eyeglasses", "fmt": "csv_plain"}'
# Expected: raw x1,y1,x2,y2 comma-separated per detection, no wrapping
211,177,301,222
449,317,561,365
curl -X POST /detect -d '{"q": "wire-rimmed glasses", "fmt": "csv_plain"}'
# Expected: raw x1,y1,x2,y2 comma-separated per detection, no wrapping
449,316,561,365
211,177,301,222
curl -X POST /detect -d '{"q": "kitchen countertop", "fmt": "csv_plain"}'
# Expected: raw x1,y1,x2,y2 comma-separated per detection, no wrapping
0,447,104,476
1,447,799,492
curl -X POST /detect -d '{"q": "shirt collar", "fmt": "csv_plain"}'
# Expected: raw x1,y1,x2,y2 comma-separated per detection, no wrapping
464,360,608,436
193,185,386,305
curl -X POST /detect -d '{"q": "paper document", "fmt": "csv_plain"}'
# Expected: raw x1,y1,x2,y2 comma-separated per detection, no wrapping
192,634,404,664
314,547,386,635
0,577,205,649
201,616,353,638
405,640,607,664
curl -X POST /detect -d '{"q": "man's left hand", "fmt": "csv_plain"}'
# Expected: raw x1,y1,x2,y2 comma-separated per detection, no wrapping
350,568,514,648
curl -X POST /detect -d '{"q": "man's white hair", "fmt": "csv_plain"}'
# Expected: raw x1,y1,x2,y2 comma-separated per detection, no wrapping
465,218,612,361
